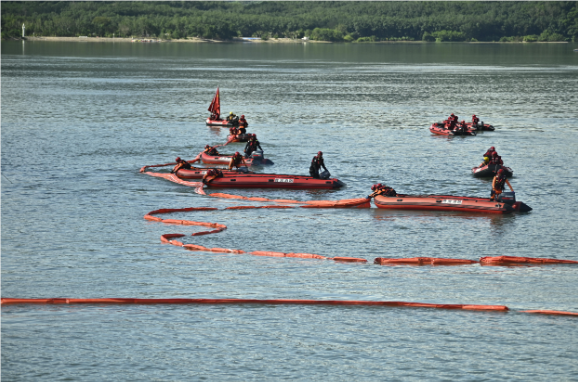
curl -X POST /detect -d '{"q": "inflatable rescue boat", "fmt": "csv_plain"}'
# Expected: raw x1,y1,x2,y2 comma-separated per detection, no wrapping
430,122,476,136
200,150,274,166
206,87,248,127
175,167,252,179
471,164,513,178
202,173,345,189
374,192,531,214
227,133,250,143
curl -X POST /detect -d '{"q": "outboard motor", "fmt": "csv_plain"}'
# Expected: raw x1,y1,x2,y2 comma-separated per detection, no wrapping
251,150,264,164
319,170,331,180
497,192,516,205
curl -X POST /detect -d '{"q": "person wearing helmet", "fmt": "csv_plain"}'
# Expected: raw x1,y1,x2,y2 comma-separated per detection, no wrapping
204,145,219,156
244,134,263,158
202,168,223,185
228,151,247,170
478,156,491,168
239,114,248,127
490,169,514,201
171,157,193,174
309,151,328,179
472,114,480,127
368,183,397,198
227,111,237,123
489,151,503,166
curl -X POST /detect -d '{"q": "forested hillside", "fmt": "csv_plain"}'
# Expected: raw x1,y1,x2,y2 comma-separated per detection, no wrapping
2,1,577,42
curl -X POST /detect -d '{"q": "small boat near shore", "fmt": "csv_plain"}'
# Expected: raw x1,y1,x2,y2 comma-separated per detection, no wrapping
429,122,476,136
374,192,531,214
471,164,513,178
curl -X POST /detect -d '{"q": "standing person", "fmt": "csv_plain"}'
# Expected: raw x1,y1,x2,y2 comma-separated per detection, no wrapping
244,134,263,158
490,169,514,201
309,151,328,179
472,114,480,127
228,152,247,170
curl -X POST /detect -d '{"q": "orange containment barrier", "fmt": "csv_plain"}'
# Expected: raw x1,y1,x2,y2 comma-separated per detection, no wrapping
0,298,507,312
480,256,578,265
374,257,477,266
520,310,578,316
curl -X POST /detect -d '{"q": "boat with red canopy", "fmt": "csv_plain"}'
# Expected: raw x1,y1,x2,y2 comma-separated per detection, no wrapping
374,192,531,214
206,88,248,127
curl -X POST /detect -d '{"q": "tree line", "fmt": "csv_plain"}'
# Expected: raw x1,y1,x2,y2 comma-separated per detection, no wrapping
2,1,577,42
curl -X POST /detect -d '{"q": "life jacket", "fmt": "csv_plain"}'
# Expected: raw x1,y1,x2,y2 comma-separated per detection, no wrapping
231,155,243,166
205,147,219,156
312,156,324,169
379,186,397,197
472,116,479,124
239,117,247,124
494,176,506,191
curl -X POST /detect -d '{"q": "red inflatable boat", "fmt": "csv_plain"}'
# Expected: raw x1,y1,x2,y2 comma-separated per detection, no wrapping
206,87,248,127
227,133,250,143
203,173,345,189
200,151,274,166
471,164,513,178
430,122,476,136
374,193,531,214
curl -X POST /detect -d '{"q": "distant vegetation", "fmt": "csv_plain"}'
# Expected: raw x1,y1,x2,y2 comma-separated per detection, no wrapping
2,1,577,42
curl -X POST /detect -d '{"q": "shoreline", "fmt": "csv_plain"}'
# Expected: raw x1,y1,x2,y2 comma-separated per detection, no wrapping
18,36,570,44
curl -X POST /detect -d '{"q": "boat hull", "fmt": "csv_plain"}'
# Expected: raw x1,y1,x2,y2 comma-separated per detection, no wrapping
471,164,513,178
228,134,250,143
206,118,248,127
200,152,274,166
204,173,345,189
429,123,476,136
467,122,495,131
374,194,531,214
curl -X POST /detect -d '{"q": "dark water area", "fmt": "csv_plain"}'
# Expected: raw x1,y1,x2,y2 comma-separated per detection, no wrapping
2,41,578,380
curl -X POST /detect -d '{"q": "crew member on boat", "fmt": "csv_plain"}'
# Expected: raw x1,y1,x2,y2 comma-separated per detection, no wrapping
210,112,221,121
368,183,397,198
483,146,496,158
227,112,237,123
309,151,328,179
202,169,223,184
204,145,220,156
228,152,247,170
490,169,514,201
478,156,491,168
239,114,248,126
489,151,503,166
170,157,192,174
472,114,480,127
244,134,263,158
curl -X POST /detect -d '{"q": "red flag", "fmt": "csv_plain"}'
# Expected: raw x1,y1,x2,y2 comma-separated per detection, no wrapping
208,87,220,117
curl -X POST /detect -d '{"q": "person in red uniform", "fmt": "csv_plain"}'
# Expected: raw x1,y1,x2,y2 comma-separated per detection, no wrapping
489,151,503,166
202,169,223,184
490,169,514,201
472,114,480,127
239,115,248,126
483,146,496,158
204,145,219,156
368,183,397,198
309,151,328,179
170,157,192,174
228,152,247,170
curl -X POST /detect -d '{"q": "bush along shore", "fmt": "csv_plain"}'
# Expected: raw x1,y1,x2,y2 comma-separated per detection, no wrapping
2,1,577,42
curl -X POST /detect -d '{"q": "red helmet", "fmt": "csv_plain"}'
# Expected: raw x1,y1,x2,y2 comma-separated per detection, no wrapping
175,157,181,162
492,152,498,157
205,145,210,149
235,152,240,156
451,113,455,116
490,146,495,151
497,169,504,176
317,151,323,156
371,184,379,191
472,114,476,117
461,120,465,124
252,134,257,138
241,115,245,118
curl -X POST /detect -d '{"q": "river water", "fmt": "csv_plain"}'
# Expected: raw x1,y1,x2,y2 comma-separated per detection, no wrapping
2,41,578,380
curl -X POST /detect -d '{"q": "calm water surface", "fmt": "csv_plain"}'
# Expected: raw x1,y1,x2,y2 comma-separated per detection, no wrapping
2,41,578,380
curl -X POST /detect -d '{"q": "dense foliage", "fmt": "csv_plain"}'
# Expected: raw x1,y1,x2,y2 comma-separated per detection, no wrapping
2,1,577,42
